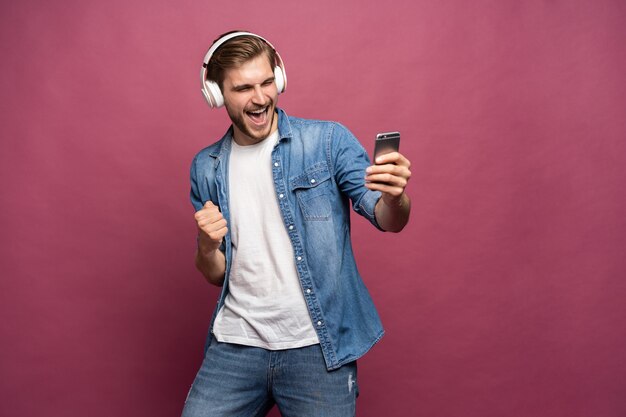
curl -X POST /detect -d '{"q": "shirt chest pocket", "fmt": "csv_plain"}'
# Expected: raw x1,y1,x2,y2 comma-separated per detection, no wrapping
290,163,332,221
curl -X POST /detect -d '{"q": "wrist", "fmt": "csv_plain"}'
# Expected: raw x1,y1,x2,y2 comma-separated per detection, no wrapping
381,192,408,208
197,233,221,256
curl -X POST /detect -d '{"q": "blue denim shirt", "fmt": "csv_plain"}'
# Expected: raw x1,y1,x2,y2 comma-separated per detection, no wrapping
190,108,384,370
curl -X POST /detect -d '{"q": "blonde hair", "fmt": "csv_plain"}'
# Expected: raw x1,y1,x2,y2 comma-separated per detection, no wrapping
207,31,277,90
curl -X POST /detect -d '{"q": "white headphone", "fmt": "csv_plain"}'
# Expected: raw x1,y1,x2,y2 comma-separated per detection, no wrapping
201,31,287,108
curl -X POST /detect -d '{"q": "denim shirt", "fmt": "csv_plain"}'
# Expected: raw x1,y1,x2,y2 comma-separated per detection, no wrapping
190,108,385,370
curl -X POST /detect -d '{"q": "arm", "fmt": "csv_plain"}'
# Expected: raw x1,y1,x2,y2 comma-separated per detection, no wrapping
365,152,412,232
194,201,228,286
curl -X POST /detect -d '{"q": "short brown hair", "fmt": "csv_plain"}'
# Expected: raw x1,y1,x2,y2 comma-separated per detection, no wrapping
207,31,277,91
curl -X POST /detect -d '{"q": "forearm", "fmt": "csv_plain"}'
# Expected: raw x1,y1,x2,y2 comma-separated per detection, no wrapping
195,243,226,286
374,193,411,232
193,201,229,286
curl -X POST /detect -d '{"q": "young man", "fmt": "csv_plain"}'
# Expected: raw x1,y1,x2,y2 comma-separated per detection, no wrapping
182,31,411,417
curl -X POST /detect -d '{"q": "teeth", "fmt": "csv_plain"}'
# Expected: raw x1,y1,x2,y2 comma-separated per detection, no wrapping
249,107,266,114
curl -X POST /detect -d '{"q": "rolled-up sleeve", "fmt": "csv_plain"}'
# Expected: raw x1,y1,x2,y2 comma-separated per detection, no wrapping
190,156,204,212
329,123,383,231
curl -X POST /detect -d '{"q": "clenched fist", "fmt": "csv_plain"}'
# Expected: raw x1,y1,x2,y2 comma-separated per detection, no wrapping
194,201,228,254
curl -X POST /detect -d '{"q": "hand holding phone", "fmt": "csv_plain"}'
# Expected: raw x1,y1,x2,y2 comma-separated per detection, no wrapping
366,131,411,232
373,131,400,163
366,130,410,195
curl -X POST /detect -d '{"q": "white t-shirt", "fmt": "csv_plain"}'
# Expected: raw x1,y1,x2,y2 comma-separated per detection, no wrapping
212,130,319,350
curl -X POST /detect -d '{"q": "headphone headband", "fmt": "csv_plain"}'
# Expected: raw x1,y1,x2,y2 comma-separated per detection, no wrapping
200,31,287,108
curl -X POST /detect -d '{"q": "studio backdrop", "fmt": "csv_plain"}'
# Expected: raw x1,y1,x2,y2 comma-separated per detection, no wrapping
1,1,625,416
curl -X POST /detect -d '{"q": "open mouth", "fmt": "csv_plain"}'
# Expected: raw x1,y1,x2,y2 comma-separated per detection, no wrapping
246,106,269,126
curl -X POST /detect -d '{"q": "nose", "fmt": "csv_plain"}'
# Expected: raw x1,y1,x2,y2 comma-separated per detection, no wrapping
251,85,267,105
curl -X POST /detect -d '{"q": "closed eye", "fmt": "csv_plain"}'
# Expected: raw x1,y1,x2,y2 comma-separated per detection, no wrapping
232,77,275,92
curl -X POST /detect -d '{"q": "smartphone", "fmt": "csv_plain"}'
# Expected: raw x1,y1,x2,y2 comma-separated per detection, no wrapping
373,131,400,162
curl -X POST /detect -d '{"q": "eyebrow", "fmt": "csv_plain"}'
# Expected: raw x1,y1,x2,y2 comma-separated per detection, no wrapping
231,76,275,91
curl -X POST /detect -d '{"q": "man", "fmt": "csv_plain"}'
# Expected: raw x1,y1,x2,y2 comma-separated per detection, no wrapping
182,31,411,417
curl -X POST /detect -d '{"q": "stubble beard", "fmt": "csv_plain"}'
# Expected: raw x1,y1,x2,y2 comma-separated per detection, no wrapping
227,101,277,144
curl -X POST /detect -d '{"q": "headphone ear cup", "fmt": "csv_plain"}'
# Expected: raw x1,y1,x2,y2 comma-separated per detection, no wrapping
274,66,286,94
205,80,224,108
201,88,214,108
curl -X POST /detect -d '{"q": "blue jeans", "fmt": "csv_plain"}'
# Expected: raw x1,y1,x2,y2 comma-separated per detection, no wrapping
181,337,358,417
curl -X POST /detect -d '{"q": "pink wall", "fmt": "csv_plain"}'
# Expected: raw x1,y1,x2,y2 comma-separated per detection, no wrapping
1,1,625,416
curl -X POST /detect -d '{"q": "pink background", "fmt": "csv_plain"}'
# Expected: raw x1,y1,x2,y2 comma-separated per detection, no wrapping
1,1,625,416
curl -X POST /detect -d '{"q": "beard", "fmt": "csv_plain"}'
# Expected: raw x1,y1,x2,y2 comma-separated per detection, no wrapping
226,100,277,145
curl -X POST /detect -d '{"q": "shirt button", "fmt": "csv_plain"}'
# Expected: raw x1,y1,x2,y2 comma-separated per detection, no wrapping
297,256,302,261
279,193,284,199
288,225,294,230
306,288,312,294
274,162,279,167
317,321,323,327
310,178,316,184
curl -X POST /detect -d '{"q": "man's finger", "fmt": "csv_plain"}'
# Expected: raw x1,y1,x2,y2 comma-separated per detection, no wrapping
195,201,222,219
364,181,405,197
366,163,410,176
198,218,228,231
375,152,410,167
365,173,408,188
205,226,229,242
